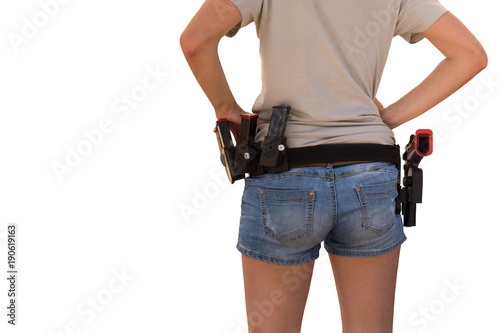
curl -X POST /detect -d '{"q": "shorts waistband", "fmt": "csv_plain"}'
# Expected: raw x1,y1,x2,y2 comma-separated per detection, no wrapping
291,161,373,168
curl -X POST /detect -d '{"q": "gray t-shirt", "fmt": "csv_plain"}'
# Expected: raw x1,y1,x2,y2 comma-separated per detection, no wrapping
226,0,448,148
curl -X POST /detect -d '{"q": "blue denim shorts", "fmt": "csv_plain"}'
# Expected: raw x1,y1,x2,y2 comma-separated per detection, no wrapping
237,162,406,265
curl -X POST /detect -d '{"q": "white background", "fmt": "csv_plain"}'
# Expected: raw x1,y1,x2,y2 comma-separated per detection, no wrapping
0,0,498,332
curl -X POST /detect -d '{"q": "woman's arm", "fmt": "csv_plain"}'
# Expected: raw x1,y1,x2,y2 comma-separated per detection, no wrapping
379,12,488,129
180,0,248,125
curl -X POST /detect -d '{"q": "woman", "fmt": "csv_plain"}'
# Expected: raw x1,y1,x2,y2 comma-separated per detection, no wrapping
180,0,487,332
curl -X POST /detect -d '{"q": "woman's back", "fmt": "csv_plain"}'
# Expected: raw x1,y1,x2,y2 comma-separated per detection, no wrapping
227,0,448,148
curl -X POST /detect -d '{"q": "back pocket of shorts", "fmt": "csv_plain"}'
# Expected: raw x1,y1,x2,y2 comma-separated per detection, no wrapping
355,181,397,236
259,188,315,244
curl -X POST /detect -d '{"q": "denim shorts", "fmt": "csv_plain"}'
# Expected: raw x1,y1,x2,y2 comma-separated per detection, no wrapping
237,162,406,265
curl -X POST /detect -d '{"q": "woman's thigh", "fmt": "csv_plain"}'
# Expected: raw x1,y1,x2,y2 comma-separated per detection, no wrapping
241,254,315,333
329,246,401,333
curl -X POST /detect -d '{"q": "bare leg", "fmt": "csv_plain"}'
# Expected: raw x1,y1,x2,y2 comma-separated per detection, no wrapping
329,246,401,333
241,254,315,333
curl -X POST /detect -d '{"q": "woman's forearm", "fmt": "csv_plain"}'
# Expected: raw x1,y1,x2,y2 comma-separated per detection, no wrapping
380,12,487,129
182,41,242,118
180,0,243,119
381,54,487,129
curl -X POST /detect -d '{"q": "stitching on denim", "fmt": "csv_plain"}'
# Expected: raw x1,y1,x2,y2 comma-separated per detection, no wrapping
361,188,397,197
330,168,337,229
355,184,397,236
307,192,314,238
325,233,406,257
334,163,397,179
336,169,398,179
246,174,294,185
259,189,315,244
237,243,319,265
260,198,312,201
282,171,330,179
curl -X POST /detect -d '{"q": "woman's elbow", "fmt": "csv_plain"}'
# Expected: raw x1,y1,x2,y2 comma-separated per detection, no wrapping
456,42,488,76
465,38,488,73
180,30,219,60
180,31,197,59
474,46,488,72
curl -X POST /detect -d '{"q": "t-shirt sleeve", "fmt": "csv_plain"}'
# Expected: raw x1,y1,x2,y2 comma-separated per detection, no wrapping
395,0,449,44
225,0,263,37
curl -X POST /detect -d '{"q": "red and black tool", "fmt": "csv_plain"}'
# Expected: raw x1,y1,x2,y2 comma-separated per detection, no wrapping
401,129,433,227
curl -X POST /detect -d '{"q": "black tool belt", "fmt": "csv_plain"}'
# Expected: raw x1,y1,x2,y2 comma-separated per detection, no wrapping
215,105,400,181
215,105,433,228
287,143,400,168
253,142,401,177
